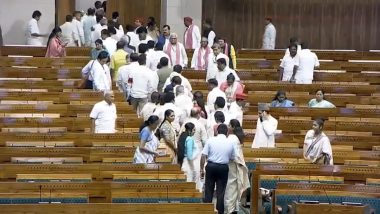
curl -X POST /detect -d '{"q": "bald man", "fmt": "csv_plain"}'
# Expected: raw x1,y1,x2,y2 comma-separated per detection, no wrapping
183,16,201,49
90,91,117,133
163,33,188,67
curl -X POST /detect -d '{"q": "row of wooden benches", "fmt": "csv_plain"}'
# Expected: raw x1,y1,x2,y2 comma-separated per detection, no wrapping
2,67,380,85
3,46,380,61
0,79,379,94
0,146,377,164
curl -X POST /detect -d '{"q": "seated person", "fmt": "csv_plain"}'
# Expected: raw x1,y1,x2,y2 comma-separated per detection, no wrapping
303,118,333,165
270,90,295,107
308,89,335,108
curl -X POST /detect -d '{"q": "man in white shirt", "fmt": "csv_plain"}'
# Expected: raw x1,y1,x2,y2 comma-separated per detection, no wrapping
163,65,192,97
175,85,193,125
262,17,276,50
82,51,111,92
203,18,215,47
228,93,247,125
284,37,301,55
129,54,156,114
139,92,160,121
101,29,117,56
82,8,96,47
91,15,108,47
151,43,171,71
72,11,85,47
215,58,240,87
207,78,227,114
90,91,117,133
295,42,320,84
208,97,231,137
60,15,76,47
183,17,201,49
136,27,154,47
164,33,188,67
146,40,157,70
200,124,235,214
117,53,140,97
126,24,140,51
252,103,278,148
279,44,300,82
206,43,229,81
191,37,212,70
25,10,47,45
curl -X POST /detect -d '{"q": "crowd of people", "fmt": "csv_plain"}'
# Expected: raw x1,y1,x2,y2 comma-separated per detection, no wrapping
22,4,336,213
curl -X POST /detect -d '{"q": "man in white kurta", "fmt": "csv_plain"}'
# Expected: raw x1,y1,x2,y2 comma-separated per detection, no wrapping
82,8,96,47
101,29,118,56
90,91,117,133
183,17,201,49
262,17,276,50
117,53,140,95
295,43,320,84
215,58,240,87
279,44,299,81
206,78,227,115
25,11,46,46
91,17,108,47
60,15,76,47
191,37,212,70
72,11,85,47
163,33,188,67
252,103,278,148
175,86,194,125
206,43,229,81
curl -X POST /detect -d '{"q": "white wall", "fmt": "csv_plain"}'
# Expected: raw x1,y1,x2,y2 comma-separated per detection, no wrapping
76,0,97,12
0,0,55,45
161,0,202,43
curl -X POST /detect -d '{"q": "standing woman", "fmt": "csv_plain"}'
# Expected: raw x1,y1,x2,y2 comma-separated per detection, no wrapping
159,109,177,163
177,123,199,183
303,118,333,165
45,27,67,57
225,119,250,214
133,115,161,163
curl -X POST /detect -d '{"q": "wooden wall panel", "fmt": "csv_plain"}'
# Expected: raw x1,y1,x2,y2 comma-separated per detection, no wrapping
107,0,161,28
56,0,76,26
203,0,380,50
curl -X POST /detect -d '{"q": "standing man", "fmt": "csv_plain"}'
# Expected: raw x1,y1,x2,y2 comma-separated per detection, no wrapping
25,10,47,45
206,43,229,81
90,91,117,134
157,25,171,48
201,124,235,214
279,44,299,82
183,17,201,49
164,33,188,67
60,15,76,47
262,17,276,50
206,78,227,114
156,57,173,92
82,8,96,47
218,38,237,69
251,103,278,148
215,58,240,87
191,37,212,70
295,42,320,84
117,53,140,98
203,18,216,47
72,11,85,47
110,41,128,82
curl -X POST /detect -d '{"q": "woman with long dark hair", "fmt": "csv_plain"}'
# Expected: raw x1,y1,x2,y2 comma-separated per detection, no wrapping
45,27,67,57
133,115,161,163
159,109,177,163
225,119,250,214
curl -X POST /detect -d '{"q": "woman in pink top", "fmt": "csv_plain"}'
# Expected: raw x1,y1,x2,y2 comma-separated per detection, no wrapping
220,73,244,103
45,27,67,57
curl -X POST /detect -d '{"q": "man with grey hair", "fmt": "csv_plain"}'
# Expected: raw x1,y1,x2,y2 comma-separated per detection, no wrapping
175,85,193,124
163,33,188,67
89,90,117,133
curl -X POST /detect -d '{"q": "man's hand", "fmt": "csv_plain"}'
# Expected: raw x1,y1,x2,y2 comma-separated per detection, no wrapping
200,170,205,179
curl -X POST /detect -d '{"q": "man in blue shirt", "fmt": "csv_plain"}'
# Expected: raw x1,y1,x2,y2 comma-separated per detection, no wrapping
201,124,235,214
